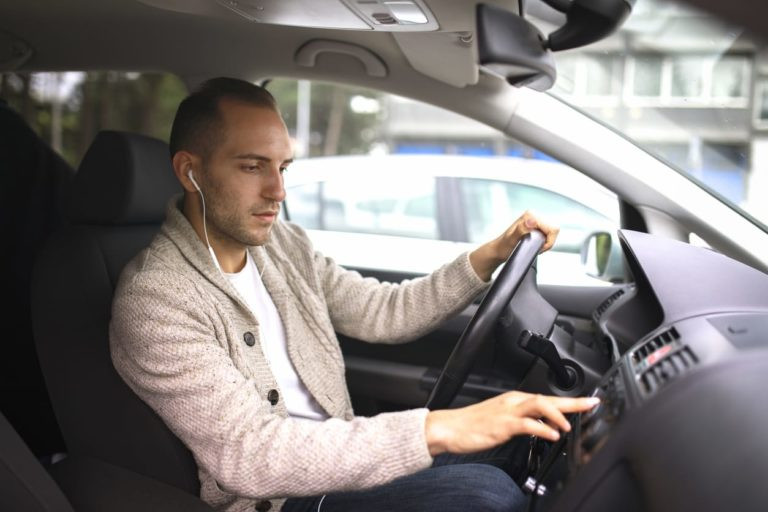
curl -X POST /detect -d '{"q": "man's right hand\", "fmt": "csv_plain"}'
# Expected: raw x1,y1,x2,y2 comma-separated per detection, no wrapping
424,391,600,456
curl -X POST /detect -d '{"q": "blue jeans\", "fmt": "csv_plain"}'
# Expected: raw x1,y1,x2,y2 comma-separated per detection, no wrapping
282,439,530,512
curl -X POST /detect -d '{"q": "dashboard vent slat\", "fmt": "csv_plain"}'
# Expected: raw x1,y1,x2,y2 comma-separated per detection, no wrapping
594,288,626,321
632,326,680,364
639,345,698,396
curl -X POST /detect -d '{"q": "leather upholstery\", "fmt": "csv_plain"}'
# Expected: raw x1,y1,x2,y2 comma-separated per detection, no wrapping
67,131,179,225
0,411,75,512
30,131,199,495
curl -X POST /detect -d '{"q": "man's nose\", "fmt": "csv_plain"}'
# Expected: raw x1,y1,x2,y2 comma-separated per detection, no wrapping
263,165,286,203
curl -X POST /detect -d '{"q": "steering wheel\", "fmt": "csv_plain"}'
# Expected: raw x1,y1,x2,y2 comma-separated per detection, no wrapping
425,230,546,410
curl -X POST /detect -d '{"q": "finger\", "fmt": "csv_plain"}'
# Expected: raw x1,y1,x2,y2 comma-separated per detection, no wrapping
521,397,571,432
542,417,560,432
537,221,559,252
549,396,601,414
517,417,560,441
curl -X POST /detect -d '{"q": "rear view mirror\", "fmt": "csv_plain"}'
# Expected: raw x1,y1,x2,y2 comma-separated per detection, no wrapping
535,0,635,51
476,3,556,91
476,0,635,90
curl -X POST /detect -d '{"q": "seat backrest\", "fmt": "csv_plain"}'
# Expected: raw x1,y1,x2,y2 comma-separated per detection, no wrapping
0,408,216,512
30,130,200,494
0,98,73,458
0,410,75,512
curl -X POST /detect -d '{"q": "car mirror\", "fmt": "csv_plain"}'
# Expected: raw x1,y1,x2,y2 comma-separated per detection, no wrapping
476,0,635,90
581,231,612,278
476,3,556,91
535,0,636,51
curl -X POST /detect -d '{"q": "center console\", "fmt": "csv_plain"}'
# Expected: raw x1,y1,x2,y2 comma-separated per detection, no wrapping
520,313,768,512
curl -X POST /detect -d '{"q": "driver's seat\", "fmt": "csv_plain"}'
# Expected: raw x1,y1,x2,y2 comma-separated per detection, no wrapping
30,131,202,498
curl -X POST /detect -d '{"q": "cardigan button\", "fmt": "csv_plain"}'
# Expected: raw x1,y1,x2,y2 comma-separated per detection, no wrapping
243,331,256,347
267,389,279,406
254,500,272,511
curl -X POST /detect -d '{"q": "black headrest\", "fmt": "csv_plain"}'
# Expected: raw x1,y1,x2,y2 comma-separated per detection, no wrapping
68,131,181,225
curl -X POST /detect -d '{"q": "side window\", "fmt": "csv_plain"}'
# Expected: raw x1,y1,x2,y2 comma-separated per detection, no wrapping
271,78,622,285
461,178,615,252
0,71,186,167
458,175,620,286
286,182,321,229
287,172,438,239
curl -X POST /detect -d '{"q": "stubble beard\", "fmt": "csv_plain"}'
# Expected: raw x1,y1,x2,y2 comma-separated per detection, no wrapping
204,181,274,248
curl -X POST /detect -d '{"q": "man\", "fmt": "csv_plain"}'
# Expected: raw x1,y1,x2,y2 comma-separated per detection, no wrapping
110,77,599,512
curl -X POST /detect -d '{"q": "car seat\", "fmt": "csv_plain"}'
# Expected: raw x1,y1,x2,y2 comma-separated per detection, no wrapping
1,408,216,512
0,98,73,458
29,131,202,496
0,409,75,512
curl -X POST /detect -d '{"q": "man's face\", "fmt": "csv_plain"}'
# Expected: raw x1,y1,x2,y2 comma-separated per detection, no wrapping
197,98,293,248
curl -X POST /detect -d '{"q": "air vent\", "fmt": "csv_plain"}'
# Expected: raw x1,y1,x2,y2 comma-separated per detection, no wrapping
594,287,626,321
639,345,698,396
632,327,680,365
632,326,699,396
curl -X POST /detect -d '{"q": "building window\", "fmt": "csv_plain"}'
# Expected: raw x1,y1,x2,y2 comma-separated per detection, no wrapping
753,78,768,129
670,58,705,98
631,55,663,97
712,58,750,99
553,53,622,105
629,54,750,107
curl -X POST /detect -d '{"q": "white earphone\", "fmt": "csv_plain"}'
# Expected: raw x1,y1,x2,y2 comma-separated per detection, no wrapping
187,169,201,192
187,169,267,278
188,169,222,272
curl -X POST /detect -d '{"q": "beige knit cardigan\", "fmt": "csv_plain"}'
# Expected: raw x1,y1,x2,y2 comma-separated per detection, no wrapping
110,196,489,511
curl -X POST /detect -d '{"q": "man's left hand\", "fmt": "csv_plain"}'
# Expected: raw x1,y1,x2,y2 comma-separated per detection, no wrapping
469,211,559,282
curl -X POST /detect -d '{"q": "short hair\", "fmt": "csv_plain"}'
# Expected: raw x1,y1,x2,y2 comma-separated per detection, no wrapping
169,77,278,160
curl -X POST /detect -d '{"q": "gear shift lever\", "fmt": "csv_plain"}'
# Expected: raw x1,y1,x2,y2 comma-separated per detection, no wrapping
518,330,578,389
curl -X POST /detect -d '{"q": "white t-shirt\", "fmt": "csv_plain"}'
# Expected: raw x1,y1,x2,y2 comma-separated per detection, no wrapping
226,250,328,421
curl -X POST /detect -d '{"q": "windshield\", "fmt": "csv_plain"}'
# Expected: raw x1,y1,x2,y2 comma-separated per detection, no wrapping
543,0,768,230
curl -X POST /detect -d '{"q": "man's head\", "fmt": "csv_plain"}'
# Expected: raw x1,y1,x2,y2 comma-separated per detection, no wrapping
169,77,279,163
170,77,293,251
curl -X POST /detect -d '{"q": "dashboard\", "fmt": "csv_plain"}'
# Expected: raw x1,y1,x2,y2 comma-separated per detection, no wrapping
529,230,768,512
